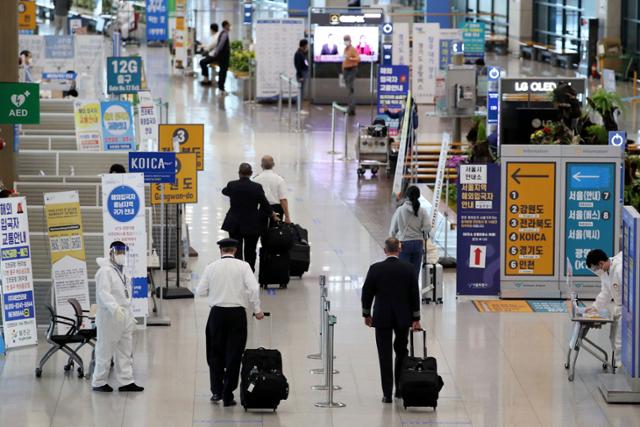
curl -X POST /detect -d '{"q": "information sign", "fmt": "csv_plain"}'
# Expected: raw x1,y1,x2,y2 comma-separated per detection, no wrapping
74,100,102,151
146,0,168,42
128,152,177,184
505,162,556,276
564,163,616,276
158,124,204,170
18,0,37,34
621,206,639,378
0,82,40,125
461,22,485,61
107,56,142,94
101,100,135,151
377,65,409,114
151,153,198,204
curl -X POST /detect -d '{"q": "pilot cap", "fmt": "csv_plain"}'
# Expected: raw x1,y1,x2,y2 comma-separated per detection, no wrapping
217,238,238,249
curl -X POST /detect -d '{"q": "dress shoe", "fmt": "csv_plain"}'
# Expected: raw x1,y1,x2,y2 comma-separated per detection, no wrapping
92,384,113,392
381,396,392,403
223,399,237,407
119,383,144,392
210,394,222,403
394,390,402,399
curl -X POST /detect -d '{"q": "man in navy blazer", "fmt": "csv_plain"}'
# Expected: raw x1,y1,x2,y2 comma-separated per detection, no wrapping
221,163,278,270
361,237,421,403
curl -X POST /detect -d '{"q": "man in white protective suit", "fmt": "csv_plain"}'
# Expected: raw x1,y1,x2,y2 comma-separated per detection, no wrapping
92,241,144,392
585,248,623,367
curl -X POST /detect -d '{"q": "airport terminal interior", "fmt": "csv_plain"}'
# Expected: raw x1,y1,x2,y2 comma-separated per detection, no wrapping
2,0,640,426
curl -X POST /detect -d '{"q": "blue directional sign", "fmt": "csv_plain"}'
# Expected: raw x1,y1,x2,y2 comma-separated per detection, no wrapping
107,56,142,94
381,44,392,66
564,163,616,276
128,152,177,183
243,3,253,25
609,131,626,148
487,67,501,124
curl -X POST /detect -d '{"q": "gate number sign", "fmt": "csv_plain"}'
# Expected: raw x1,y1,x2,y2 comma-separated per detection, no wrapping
107,57,142,94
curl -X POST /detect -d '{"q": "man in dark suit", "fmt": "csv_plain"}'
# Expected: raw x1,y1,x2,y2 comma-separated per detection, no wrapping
210,20,231,94
221,163,278,270
361,237,421,403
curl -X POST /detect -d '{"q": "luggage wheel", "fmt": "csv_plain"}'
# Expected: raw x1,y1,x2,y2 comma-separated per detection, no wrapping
279,284,287,289
357,168,365,176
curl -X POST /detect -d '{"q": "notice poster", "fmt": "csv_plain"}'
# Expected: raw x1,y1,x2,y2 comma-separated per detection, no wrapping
412,23,440,104
151,152,197,204
255,19,305,99
564,163,616,276
75,36,105,98
101,100,136,151
173,12,187,66
74,100,102,151
137,91,159,151
456,164,501,295
44,191,91,329
101,174,148,317
146,0,169,42
392,22,410,66
504,162,556,276
158,124,204,170
377,65,409,114
0,197,37,349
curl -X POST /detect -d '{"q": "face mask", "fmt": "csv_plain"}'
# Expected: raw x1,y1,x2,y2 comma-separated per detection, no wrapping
114,254,126,266
344,40,351,46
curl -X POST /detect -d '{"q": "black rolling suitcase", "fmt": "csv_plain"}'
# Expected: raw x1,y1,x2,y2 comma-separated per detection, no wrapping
400,330,444,410
240,313,289,412
258,248,290,288
289,224,310,277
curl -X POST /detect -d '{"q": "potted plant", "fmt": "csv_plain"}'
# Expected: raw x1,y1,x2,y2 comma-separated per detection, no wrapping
587,88,624,132
228,41,256,100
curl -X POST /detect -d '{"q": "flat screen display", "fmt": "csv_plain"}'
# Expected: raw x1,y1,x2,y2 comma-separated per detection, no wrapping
313,26,379,63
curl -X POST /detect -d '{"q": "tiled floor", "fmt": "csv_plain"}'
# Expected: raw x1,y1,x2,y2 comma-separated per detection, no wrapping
3,4,640,425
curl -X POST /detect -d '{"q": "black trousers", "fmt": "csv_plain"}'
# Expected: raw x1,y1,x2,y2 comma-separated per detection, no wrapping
199,56,216,79
229,232,259,271
206,306,247,401
218,63,229,91
262,204,284,233
375,326,409,398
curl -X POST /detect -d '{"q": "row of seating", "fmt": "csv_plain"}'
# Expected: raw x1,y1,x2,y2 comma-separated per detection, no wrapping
518,40,579,69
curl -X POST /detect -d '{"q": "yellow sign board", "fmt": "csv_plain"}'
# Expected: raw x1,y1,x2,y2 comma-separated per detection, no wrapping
18,1,37,32
505,162,556,276
151,152,198,204
158,124,204,170
44,196,85,264
473,300,533,313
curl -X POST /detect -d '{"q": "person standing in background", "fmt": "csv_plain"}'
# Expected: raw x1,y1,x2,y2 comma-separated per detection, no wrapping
342,34,360,115
53,0,72,35
199,23,220,86
210,20,231,95
294,39,310,115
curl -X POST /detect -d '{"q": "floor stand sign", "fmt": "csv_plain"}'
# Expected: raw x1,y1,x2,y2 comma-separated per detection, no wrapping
456,164,501,295
101,173,148,317
158,124,204,170
599,206,640,403
391,22,410,66
137,91,159,151
44,191,91,330
500,145,621,298
101,100,136,151
73,100,102,151
412,23,440,104
0,197,38,349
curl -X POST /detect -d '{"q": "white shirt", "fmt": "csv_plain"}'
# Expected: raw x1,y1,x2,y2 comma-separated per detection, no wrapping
195,256,261,313
592,252,623,312
253,169,287,205
205,33,220,56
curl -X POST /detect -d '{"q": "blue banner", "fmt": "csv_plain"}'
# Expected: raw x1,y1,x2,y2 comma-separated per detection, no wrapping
622,207,638,377
146,0,168,42
288,0,309,18
456,164,501,295
129,152,177,183
3,290,35,322
425,0,451,28
377,65,409,114
564,163,616,276
382,43,392,66
101,100,135,151
461,22,485,61
107,57,142,94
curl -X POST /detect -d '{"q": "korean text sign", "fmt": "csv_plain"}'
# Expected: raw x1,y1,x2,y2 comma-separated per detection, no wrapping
158,124,204,170
0,197,38,349
74,100,102,151
461,22,485,61
129,152,177,184
101,174,148,317
456,164,501,295
107,56,142,94
146,0,168,42
621,206,639,378
151,152,198,204
101,100,135,151
377,65,409,114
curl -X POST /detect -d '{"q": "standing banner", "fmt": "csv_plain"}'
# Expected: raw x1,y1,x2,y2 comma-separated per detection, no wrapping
255,19,305,99
101,174,148,317
18,0,37,34
377,65,409,114
461,22,485,62
0,197,37,349
101,100,136,151
173,0,187,67
622,206,639,378
137,91,159,151
151,152,198,204
412,23,440,104
158,124,204,170
44,35,75,73
146,0,169,42
456,164,501,295
75,36,105,98
439,28,462,70
44,191,91,329
74,100,102,151
392,22,410,66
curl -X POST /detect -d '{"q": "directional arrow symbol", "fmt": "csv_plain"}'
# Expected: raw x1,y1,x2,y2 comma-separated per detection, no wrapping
510,168,549,184
473,247,483,265
572,171,599,182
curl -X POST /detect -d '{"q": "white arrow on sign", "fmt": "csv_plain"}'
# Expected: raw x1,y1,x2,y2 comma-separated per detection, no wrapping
572,171,599,182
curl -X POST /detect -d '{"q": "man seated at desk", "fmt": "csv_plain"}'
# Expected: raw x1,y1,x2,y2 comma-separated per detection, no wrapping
585,249,622,367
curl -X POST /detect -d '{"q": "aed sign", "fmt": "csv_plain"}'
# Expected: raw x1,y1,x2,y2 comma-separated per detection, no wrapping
107,56,142,94
151,152,198,204
0,82,40,124
128,152,177,184
158,124,205,171
505,162,556,276
514,81,557,93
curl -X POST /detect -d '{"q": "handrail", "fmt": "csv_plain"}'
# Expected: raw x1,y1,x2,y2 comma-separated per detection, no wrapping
392,93,413,199
278,73,302,131
329,102,349,158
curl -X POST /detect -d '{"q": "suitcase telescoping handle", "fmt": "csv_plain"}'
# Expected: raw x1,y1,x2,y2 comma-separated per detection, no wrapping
409,329,427,358
253,312,271,317
252,312,272,348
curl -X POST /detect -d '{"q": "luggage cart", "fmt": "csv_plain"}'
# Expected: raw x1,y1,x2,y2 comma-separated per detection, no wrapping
356,125,390,177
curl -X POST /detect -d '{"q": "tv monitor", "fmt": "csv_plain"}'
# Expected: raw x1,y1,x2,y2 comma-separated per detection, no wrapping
313,26,379,63
501,107,559,145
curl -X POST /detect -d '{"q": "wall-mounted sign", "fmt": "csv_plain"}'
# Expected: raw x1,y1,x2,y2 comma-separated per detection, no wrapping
0,82,39,125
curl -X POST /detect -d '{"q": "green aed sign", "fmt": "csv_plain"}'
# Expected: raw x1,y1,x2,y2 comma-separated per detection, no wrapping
0,82,40,124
